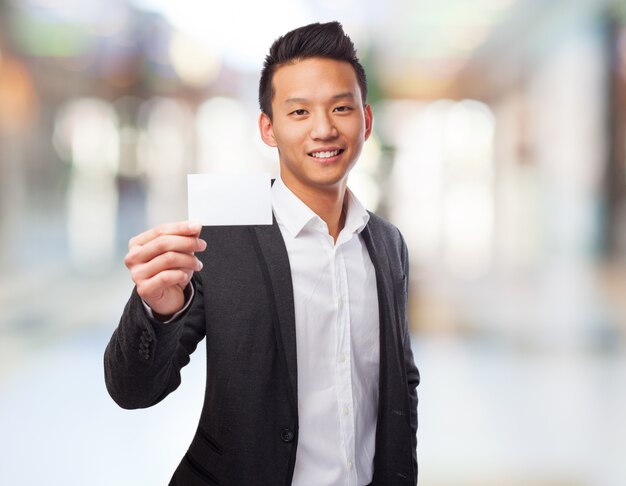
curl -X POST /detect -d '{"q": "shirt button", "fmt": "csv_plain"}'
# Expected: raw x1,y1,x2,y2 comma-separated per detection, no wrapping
339,353,346,363
348,461,354,470
343,406,350,416
280,428,295,443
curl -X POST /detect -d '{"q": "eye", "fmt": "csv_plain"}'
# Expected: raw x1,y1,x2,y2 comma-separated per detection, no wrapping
333,105,353,113
290,109,308,116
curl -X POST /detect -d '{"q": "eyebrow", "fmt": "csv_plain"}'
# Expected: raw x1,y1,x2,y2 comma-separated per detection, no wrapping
283,92,356,105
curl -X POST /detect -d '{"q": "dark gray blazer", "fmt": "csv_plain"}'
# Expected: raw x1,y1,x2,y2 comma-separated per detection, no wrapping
104,212,419,486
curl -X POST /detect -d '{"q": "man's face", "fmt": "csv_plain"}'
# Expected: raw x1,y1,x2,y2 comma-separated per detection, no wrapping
259,57,373,197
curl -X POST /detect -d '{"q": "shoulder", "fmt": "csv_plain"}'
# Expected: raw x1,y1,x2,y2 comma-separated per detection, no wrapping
364,212,410,282
366,211,406,248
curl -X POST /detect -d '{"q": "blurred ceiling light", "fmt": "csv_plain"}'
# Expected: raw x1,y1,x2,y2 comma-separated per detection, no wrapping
385,98,496,278
60,98,121,274
444,100,495,163
137,97,192,178
387,99,453,263
441,99,495,279
169,32,221,88
136,97,192,225
129,0,311,71
53,98,120,174
196,97,247,146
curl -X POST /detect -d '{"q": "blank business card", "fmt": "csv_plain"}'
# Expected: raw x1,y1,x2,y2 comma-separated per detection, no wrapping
187,173,272,226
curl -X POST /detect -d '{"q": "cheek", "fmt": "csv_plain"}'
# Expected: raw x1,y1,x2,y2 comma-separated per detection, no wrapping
340,119,365,140
348,128,366,146
274,125,303,146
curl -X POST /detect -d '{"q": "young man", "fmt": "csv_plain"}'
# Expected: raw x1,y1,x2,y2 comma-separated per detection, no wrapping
104,21,419,486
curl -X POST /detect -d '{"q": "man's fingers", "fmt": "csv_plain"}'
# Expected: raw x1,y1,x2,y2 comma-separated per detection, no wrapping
130,252,202,282
136,269,193,301
125,234,206,267
129,221,203,249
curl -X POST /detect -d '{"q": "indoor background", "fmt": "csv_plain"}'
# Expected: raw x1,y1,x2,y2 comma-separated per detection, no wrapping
1,0,625,484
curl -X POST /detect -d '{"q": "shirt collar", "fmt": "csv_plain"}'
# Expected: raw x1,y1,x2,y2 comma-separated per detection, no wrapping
271,176,370,239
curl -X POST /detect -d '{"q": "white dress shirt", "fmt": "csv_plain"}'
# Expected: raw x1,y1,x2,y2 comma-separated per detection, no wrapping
272,177,380,486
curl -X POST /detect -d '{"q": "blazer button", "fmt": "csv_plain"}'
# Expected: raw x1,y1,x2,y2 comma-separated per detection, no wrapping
280,428,295,443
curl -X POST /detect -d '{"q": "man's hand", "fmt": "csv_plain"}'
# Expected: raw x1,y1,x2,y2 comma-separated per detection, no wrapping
124,221,206,318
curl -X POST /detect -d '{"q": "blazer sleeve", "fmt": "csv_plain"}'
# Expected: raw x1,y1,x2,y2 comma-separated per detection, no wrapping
400,232,420,480
103,274,206,409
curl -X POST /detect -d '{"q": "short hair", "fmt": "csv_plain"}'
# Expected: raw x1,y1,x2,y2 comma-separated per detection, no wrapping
258,21,368,119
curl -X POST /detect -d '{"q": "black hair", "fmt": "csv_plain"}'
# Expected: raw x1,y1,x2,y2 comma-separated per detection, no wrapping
258,21,368,119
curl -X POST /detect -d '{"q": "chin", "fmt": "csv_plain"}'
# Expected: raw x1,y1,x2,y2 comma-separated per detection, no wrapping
310,175,348,190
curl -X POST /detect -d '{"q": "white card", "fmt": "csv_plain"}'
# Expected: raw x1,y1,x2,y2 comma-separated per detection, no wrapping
187,173,272,226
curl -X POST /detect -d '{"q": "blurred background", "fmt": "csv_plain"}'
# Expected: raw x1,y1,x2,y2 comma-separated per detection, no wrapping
1,0,625,484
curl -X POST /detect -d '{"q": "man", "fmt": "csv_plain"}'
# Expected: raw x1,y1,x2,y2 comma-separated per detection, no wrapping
104,21,419,486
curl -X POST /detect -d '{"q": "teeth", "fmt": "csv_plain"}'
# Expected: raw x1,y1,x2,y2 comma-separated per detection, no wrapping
311,150,340,159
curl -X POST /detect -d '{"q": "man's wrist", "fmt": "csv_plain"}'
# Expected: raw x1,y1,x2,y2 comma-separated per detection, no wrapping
141,283,195,323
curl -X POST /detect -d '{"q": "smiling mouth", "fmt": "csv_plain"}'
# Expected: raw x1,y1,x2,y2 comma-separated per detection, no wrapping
309,149,344,159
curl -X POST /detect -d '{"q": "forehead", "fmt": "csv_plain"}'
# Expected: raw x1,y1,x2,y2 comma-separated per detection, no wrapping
271,57,361,101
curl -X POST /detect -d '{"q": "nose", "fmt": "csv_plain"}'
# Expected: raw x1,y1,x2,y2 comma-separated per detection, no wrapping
310,112,338,140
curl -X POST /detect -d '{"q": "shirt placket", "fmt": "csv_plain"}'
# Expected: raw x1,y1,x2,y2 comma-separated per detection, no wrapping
333,243,356,485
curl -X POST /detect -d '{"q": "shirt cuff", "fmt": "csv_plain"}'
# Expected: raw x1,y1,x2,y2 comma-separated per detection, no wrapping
141,283,195,323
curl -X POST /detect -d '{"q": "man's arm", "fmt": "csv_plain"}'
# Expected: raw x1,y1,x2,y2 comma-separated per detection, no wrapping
103,221,207,409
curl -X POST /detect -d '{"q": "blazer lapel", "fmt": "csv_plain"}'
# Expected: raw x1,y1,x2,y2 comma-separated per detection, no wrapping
251,222,298,409
361,220,402,368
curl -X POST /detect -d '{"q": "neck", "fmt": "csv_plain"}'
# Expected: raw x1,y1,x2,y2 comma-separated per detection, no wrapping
282,177,348,242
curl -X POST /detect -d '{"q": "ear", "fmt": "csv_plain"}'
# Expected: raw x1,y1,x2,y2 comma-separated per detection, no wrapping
258,112,278,147
363,104,374,141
